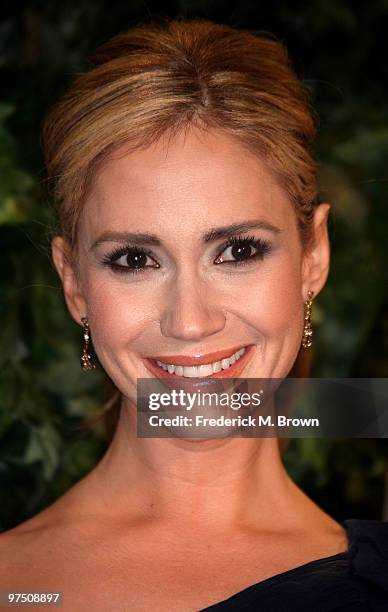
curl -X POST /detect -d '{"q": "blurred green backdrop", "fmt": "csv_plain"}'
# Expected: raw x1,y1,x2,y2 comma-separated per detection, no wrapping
0,0,387,532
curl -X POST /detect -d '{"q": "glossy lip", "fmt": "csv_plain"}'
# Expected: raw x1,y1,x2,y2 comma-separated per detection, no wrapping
142,344,255,380
147,344,249,367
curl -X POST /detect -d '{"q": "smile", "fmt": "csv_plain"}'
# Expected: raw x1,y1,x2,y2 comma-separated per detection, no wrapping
156,347,245,377
143,345,254,379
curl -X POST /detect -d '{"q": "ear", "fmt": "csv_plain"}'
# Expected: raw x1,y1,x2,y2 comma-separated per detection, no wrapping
301,203,331,300
51,236,87,325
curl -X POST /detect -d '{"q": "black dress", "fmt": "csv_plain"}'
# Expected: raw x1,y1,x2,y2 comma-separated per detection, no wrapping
200,519,388,611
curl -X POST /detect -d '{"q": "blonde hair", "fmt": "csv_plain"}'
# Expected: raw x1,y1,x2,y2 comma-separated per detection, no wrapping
43,17,319,259
43,17,319,434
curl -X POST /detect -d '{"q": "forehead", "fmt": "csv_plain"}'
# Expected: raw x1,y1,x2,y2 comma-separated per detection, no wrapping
79,127,296,242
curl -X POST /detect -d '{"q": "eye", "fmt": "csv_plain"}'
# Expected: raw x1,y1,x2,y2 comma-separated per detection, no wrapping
102,247,160,274
214,235,272,266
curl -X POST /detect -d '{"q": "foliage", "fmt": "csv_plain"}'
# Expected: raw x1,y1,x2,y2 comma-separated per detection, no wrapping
0,1,387,531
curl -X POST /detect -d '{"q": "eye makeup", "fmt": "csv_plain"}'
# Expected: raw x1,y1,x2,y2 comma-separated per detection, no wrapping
101,246,159,275
214,234,272,267
100,234,273,276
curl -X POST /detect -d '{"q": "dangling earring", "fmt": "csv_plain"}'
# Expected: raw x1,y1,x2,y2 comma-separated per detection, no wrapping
301,290,314,348
80,317,96,371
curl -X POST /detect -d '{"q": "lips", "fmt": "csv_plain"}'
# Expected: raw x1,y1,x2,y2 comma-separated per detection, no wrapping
142,344,255,380
147,345,249,366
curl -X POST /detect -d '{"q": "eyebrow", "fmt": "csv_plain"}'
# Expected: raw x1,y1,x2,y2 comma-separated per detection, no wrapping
90,220,283,250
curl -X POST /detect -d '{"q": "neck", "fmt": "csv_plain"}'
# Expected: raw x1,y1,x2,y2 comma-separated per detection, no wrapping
82,397,308,532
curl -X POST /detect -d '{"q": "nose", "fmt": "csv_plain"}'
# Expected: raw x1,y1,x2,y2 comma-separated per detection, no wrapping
160,274,226,341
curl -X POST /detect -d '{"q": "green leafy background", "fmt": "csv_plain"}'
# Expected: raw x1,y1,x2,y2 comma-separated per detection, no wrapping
1,1,387,531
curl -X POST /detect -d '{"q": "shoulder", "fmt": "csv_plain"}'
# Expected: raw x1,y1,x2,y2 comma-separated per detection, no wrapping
344,517,388,543
0,514,62,584
344,518,388,559
0,523,44,590
343,518,388,600
0,502,93,590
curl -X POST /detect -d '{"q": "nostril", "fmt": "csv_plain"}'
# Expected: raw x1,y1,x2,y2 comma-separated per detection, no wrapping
159,306,226,340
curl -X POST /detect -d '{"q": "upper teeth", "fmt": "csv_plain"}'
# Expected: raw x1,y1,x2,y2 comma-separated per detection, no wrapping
155,348,246,377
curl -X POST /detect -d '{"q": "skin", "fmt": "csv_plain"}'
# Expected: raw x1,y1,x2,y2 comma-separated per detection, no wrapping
0,127,347,611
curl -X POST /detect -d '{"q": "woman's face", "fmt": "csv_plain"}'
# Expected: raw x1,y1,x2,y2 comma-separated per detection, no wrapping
53,127,330,400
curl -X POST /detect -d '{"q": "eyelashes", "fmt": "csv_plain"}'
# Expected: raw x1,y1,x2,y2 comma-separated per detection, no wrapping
101,246,159,275
214,235,272,265
101,234,273,276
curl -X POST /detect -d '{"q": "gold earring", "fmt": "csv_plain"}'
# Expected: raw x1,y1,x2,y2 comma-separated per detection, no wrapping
80,317,96,371
301,290,314,348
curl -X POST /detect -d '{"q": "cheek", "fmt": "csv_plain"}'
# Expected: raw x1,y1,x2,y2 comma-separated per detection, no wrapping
81,248,304,355
240,253,304,338
82,275,155,354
